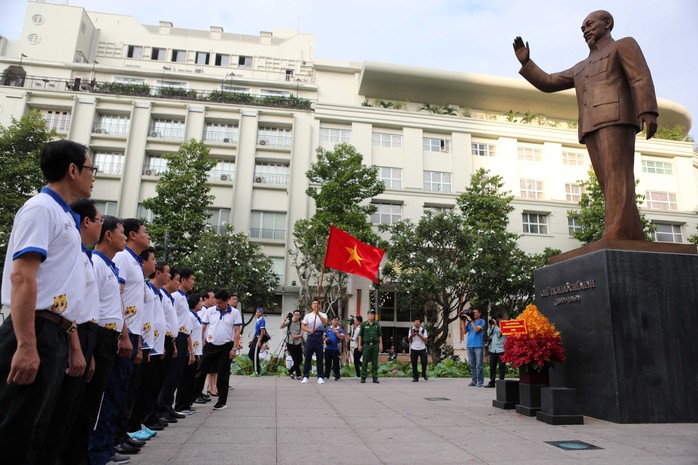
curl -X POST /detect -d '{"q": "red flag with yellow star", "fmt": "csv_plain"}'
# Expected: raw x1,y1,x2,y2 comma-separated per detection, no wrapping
323,226,385,282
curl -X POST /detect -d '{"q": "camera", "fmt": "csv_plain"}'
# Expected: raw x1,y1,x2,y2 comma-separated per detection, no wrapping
348,315,355,326
286,312,293,322
488,318,495,326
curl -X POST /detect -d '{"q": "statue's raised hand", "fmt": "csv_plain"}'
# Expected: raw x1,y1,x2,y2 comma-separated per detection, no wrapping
513,36,530,65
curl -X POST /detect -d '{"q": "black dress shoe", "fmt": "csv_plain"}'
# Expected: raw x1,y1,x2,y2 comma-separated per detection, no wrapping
360,378,366,383
194,396,208,404
373,378,380,384
412,378,419,382
158,415,178,424
125,437,145,448
423,374,428,381
144,422,164,431
169,410,186,419
201,394,212,401
113,442,140,455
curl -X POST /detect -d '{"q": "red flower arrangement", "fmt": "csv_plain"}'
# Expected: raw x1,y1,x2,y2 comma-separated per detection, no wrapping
501,304,566,370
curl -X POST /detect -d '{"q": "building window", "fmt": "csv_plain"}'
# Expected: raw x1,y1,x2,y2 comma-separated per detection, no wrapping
151,47,166,61
423,137,449,153
653,223,683,243
93,152,124,175
204,122,238,144
258,127,292,147
522,213,548,235
137,204,156,222
377,167,402,189
215,54,230,67
41,109,70,132
372,132,402,148
143,155,168,176
562,151,585,166
149,119,185,139
646,191,677,210
260,89,291,97
518,146,543,161
271,257,285,287
472,142,496,157
320,127,351,144
642,160,673,175
520,179,544,199
94,201,118,216
207,160,235,182
93,114,130,136
249,211,286,240
568,216,582,237
195,52,210,65
171,49,186,63
423,171,452,192
127,45,143,59
238,55,253,68
565,183,583,202
254,162,289,185
424,205,453,215
206,208,231,233
371,203,402,225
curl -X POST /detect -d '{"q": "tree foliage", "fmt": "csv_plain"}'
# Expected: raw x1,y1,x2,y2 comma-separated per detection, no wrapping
141,139,216,263
567,168,655,244
651,124,694,143
188,227,278,321
290,143,384,313
0,110,56,259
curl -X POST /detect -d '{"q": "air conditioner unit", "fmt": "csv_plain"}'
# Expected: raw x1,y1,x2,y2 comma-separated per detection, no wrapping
150,131,159,137
220,174,229,181
94,128,103,133
222,138,230,143
195,68,204,74
144,169,156,176
255,176,263,183
259,140,267,145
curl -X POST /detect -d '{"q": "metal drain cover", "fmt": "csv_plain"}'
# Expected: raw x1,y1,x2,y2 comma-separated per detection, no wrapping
546,440,602,451
424,397,450,401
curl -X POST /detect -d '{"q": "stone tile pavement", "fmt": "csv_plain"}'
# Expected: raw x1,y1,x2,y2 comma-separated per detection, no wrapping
128,376,698,465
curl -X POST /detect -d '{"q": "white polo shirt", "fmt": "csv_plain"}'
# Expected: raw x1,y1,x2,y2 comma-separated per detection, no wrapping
2,188,85,322
113,247,145,336
204,305,242,346
75,248,100,324
92,250,124,332
159,288,178,337
145,282,165,354
189,311,203,356
409,326,428,351
173,290,191,335
302,312,327,332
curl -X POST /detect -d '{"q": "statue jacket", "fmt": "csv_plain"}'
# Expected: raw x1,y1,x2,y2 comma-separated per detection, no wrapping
519,35,658,143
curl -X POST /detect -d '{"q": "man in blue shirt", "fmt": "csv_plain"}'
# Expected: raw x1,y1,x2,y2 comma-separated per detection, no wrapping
324,315,345,381
248,307,267,375
464,308,485,387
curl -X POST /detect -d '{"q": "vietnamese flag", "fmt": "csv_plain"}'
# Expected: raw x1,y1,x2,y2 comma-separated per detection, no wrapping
323,226,385,282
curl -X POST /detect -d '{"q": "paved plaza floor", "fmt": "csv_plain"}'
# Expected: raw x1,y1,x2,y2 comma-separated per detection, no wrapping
129,375,698,465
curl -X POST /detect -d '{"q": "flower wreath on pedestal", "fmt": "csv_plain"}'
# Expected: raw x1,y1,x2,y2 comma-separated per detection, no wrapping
501,304,566,382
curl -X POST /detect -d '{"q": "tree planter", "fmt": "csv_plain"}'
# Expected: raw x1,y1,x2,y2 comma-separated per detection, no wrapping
518,364,550,384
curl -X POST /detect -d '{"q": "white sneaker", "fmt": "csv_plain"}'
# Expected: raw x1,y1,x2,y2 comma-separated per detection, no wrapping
301,377,309,384
317,377,325,384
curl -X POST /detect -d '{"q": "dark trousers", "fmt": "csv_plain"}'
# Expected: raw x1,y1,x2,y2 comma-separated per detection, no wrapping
353,347,362,377
89,332,138,465
113,334,144,444
489,351,506,382
157,332,188,416
175,354,197,411
324,348,340,380
35,322,96,465
287,343,302,377
248,337,261,374
128,350,161,432
361,342,379,380
0,316,68,465
302,332,324,379
63,326,119,465
143,338,172,424
193,342,233,405
410,348,428,379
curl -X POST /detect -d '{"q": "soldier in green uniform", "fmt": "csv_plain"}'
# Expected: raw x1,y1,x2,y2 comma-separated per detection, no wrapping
358,310,383,383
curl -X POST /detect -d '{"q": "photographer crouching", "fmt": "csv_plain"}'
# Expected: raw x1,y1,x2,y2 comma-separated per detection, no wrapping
485,313,506,388
280,310,303,379
408,318,428,382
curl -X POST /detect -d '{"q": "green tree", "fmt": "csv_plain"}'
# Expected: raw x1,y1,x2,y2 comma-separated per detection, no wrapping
188,226,278,327
141,139,216,263
567,168,655,244
0,110,56,259
651,124,694,143
290,143,384,313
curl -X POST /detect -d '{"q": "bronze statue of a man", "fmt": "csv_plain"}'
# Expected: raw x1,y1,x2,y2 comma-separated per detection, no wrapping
514,10,658,241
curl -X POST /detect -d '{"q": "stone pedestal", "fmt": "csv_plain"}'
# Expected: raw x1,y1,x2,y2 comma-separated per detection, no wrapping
492,379,519,409
536,387,584,425
515,382,546,416
535,249,698,423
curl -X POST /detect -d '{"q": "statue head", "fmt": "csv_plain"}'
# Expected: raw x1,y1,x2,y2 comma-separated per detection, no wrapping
581,10,614,49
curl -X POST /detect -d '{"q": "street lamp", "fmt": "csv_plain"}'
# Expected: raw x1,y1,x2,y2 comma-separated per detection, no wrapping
223,72,235,90
19,53,27,67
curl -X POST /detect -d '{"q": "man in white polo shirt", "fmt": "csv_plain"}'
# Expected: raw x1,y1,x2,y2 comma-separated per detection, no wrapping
0,139,92,464
192,290,241,410
301,299,328,384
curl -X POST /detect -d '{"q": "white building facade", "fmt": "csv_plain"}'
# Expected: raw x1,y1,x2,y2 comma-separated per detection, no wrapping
1,1,696,348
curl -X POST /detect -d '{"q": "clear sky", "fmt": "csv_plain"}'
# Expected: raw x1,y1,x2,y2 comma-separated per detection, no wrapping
1,0,696,140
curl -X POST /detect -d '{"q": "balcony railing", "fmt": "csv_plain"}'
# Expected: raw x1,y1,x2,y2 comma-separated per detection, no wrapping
44,117,70,132
0,74,314,111
208,170,235,182
257,135,292,147
148,126,185,139
98,162,124,175
204,130,239,144
93,123,130,136
249,228,285,240
253,173,288,185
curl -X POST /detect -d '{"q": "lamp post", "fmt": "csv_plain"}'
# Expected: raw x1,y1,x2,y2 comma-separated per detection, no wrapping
19,53,27,67
223,72,236,91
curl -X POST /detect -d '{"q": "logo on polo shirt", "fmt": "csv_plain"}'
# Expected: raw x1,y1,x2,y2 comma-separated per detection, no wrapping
179,325,188,333
193,340,200,348
51,294,67,314
124,306,137,317
207,334,213,342
154,330,160,338
104,323,117,331
64,222,72,230
142,322,151,333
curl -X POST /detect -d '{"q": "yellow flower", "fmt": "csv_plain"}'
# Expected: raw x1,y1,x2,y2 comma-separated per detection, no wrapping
516,304,559,338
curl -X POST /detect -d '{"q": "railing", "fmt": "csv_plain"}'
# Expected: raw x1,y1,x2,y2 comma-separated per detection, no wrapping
44,117,70,132
208,170,235,182
93,123,130,136
253,173,288,185
148,126,185,139
249,228,285,240
204,130,239,144
98,162,124,175
257,135,292,147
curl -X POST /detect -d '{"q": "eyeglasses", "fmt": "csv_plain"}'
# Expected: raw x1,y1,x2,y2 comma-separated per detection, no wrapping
92,216,104,223
80,164,99,177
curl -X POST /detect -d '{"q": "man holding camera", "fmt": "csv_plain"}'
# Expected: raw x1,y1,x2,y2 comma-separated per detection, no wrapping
486,314,506,388
280,310,303,379
464,308,485,387
358,310,383,384
350,315,363,378
408,318,428,382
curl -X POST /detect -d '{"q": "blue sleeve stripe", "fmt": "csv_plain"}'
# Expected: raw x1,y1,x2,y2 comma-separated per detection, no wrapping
233,323,242,326
13,247,48,262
